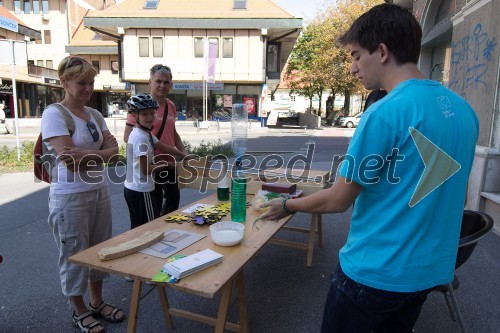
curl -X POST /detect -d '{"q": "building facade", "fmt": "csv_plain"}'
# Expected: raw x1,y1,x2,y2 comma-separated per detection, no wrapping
82,0,302,120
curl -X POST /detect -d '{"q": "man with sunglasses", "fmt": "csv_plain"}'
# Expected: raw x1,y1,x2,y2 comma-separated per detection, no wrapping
124,64,189,216
41,56,124,333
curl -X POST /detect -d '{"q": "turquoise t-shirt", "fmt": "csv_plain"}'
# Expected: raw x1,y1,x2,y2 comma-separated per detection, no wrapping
338,79,478,292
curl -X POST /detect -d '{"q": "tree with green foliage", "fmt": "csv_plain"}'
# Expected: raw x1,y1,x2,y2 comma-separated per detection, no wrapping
286,0,384,116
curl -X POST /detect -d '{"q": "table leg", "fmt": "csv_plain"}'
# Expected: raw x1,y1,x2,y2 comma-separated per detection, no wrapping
127,278,142,333
317,213,323,248
157,285,174,330
235,271,249,333
214,278,233,333
306,214,317,267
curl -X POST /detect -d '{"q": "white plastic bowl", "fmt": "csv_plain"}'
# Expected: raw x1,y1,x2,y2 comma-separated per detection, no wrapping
209,221,245,246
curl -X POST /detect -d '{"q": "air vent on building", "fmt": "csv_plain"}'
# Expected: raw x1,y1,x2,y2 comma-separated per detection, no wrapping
144,0,159,9
41,14,50,20
233,0,247,9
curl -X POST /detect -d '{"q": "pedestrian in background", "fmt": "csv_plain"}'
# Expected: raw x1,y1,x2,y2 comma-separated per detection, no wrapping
41,56,124,333
260,4,478,332
124,64,189,216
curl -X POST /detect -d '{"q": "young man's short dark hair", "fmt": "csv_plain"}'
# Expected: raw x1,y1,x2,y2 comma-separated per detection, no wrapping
338,3,422,65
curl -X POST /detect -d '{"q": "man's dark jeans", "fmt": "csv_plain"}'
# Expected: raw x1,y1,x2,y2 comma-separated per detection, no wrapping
320,265,431,333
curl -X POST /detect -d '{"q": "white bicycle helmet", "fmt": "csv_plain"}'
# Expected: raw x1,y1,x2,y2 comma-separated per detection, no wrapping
127,93,159,112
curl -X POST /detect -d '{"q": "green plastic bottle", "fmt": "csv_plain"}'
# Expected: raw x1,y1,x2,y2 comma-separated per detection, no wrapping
231,176,247,222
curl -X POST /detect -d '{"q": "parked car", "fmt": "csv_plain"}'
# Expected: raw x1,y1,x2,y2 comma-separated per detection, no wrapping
339,113,362,128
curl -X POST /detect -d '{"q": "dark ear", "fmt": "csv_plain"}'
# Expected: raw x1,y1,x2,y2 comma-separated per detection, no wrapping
379,43,390,64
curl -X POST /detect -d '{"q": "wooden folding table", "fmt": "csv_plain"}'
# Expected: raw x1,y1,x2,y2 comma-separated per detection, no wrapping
69,193,294,333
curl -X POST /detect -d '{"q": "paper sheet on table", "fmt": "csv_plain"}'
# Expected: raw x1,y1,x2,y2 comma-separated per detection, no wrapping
139,229,205,259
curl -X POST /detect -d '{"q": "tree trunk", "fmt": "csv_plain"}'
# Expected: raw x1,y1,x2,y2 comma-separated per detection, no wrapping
317,88,323,117
343,90,351,116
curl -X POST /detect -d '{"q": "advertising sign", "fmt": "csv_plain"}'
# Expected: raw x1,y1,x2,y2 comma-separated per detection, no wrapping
0,15,18,33
243,97,255,115
223,95,232,108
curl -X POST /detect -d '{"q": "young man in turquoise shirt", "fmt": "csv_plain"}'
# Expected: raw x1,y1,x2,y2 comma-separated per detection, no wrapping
260,4,478,332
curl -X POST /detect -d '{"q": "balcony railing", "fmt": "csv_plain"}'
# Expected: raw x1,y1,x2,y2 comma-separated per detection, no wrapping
28,64,59,79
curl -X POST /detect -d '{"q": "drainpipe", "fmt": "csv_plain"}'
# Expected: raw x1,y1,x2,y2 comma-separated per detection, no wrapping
488,55,500,149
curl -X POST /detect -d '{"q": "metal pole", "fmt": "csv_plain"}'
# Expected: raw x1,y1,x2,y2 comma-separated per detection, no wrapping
10,40,21,161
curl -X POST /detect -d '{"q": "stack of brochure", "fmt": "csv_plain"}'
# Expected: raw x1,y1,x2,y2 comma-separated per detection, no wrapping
162,249,223,279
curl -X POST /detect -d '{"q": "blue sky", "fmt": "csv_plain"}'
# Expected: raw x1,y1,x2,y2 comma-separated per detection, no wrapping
272,0,334,20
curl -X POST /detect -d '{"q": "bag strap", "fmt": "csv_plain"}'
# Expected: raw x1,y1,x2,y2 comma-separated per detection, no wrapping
155,101,169,141
41,103,76,157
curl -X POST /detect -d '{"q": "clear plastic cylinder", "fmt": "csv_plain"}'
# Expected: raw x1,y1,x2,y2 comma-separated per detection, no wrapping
231,103,248,158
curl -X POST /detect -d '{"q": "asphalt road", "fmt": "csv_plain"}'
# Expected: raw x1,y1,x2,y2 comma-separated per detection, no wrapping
0,126,499,333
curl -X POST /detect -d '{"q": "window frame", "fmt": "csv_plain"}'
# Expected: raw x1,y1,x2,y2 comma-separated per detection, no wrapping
152,37,163,58
43,30,51,44
24,0,31,14
14,0,21,14
111,61,119,74
92,60,100,74
222,37,233,58
194,37,204,58
138,37,149,57
33,0,40,14
41,0,49,14
266,43,280,73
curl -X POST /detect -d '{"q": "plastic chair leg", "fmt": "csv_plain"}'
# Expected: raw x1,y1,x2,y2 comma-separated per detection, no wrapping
445,282,467,333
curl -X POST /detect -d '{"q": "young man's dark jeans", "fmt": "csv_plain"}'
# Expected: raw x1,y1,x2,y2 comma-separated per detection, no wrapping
320,265,431,333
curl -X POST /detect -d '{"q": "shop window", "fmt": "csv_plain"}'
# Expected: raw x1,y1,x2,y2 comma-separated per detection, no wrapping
44,30,51,44
222,37,233,58
111,61,119,74
153,37,163,57
46,60,53,69
14,1,21,14
33,0,40,14
41,0,49,14
92,60,100,73
37,60,43,67
194,37,204,58
24,0,31,14
139,37,149,57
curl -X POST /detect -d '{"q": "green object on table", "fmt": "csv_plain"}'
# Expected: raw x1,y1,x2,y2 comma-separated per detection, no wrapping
231,177,247,222
151,254,186,283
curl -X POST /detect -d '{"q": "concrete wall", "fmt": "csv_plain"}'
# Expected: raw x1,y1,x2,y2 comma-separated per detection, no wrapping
450,0,499,148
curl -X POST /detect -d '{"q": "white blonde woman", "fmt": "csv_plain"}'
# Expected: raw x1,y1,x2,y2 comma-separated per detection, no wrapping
41,56,125,333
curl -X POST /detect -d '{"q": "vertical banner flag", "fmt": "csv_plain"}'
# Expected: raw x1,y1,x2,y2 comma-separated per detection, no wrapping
207,41,217,84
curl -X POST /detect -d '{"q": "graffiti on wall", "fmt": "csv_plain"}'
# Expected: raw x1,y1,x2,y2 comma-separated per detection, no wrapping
449,23,497,97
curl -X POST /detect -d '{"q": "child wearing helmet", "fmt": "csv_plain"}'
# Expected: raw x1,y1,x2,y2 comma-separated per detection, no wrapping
124,93,189,229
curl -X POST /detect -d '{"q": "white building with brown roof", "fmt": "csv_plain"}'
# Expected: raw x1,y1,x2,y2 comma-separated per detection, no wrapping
83,0,302,119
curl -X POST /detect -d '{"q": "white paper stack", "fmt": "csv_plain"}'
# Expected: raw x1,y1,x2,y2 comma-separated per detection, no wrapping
163,249,223,279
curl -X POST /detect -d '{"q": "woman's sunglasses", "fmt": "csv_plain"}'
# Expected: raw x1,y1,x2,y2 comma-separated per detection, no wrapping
63,58,84,73
86,121,100,142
